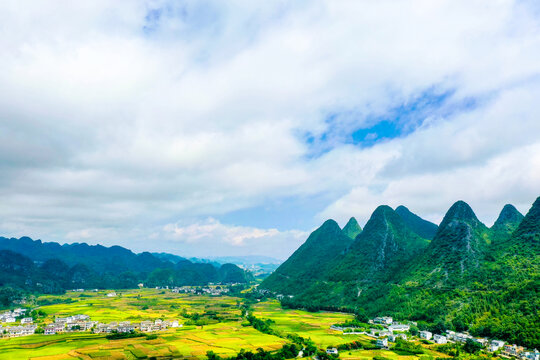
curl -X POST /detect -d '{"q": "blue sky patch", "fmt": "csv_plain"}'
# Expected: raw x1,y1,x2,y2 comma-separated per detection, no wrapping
303,87,479,158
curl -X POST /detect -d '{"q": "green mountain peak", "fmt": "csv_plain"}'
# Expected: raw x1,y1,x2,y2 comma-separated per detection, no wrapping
420,201,488,281
260,218,353,294
320,218,341,232
439,200,481,228
509,197,540,245
342,217,362,239
333,205,429,281
492,204,524,234
395,205,438,239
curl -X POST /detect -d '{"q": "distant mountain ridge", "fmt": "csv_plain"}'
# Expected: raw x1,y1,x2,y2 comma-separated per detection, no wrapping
0,237,253,295
0,236,166,273
261,198,540,349
209,255,283,265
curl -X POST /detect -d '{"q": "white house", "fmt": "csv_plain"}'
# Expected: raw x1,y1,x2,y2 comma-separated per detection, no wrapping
503,344,524,357
44,324,64,335
140,321,153,332
472,338,488,347
117,324,135,333
7,326,25,337
489,340,505,352
433,334,447,344
376,338,389,349
21,317,33,324
388,324,410,332
22,325,37,336
107,292,117,297
70,321,93,331
13,308,26,316
389,333,407,342
523,349,540,360
8,325,37,337
326,348,338,355
451,332,472,343
55,317,68,325
374,317,393,325
419,331,432,340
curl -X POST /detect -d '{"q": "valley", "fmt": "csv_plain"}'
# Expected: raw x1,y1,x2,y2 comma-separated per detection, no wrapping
0,289,453,360
1,196,538,359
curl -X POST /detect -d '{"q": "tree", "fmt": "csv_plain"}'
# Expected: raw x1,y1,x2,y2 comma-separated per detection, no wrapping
463,339,483,354
206,350,221,360
354,309,369,323
0,287,22,307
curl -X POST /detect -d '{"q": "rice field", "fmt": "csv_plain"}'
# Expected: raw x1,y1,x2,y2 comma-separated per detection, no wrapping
251,300,361,347
0,290,447,360
0,290,285,360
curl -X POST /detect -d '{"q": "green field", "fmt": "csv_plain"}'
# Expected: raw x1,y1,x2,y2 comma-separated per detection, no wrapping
251,300,359,347
0,290,448,360
32,289,241,323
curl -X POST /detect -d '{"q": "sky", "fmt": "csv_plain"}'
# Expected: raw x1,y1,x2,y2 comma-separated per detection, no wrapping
1,0,540,260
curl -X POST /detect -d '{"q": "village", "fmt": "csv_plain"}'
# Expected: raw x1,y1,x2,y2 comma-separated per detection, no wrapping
170,285,230,296
2,305,539,360
0,308,182,339
73,284,233,297
328,316,539,360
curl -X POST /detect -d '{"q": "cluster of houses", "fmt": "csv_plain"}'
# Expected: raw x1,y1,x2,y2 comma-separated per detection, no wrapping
93,319,180,334
419,329,539,359
42,314,181,336
502,345,540,360
0,308,27,323
331,316,539,359
1,324,38,337
0,309,38,338
1,311,183,338
171,286,229,296
44,314,93,335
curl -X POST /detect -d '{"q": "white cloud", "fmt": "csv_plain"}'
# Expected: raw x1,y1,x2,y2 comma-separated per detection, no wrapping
162,218,307,258
0,1,539,257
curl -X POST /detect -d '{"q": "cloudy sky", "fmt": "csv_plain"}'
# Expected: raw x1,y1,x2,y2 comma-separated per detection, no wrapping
1,1,540,259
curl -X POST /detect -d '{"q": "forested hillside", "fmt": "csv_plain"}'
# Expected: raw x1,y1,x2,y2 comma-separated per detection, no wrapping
261,198,539,348
260,220,353,295
0,237,253,303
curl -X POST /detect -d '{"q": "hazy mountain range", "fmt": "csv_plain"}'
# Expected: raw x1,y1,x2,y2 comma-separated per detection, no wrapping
0,237,253,298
